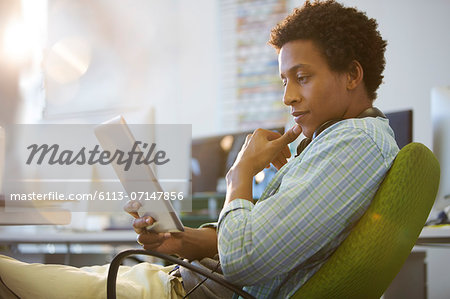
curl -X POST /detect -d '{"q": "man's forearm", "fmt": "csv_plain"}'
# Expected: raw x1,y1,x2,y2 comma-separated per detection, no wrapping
224,163,254,206
178,227,218,260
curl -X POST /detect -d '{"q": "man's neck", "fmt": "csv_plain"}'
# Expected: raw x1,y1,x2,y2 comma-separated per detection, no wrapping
342,92,373,119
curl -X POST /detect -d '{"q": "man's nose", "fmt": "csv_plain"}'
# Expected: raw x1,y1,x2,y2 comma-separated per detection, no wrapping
283,83,301,106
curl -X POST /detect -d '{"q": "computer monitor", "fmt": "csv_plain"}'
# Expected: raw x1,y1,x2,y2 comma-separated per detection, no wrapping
191,135,227,193
385,110,413,149
431,86,450,211
191,113,414,195
191,127,284,194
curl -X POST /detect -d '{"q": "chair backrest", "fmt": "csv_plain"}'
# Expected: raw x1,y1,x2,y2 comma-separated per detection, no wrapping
292,143,440,299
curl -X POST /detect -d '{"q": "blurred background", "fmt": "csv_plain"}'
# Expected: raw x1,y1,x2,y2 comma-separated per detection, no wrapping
0,0,450,297
0,0,446,143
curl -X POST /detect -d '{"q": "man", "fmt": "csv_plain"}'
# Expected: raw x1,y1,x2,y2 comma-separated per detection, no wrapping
0,1,399,298
132,1,398,298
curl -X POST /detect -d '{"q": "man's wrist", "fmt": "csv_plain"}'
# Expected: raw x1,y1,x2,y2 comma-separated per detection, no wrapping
177,227,218,260
225,164,254,206
226,162,254,184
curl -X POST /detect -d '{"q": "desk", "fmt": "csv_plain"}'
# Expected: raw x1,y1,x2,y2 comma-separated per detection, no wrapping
1,225,449,251
0,209,72,225
415,226,450,298
0,230,137,246
0,229,139,266
0,195,71,225
385,226,450,299
416,225,450,245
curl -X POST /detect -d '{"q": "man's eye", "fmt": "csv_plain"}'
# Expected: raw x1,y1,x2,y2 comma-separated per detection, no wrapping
297,75,310,84
281,79,287,87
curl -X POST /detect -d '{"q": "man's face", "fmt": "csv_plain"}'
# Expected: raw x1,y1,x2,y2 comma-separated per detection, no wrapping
279,39,351,138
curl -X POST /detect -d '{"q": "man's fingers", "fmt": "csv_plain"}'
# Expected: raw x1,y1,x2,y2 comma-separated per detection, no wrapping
138,235,161,248
262,129,282,142
124,200,142,218
244,134,252,146
133,216,155,228
278,157,288,169
272,160,281,170
133,216,155,234
273,155,287,170
129,211,140,219
138,232,171,247
143,244,161,250
282,145,291,159
275,125,302,146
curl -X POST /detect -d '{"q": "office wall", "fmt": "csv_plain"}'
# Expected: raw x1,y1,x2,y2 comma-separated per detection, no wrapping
35,0,220,137
171,0,220,137
185,0,450,143
336,0,450,148
9,0,450,142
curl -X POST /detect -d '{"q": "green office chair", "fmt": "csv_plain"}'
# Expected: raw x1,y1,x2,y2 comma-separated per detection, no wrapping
292,142,440,298
107,142,440,299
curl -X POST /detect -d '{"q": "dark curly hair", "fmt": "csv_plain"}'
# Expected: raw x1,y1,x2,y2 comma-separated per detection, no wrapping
269,0,387,100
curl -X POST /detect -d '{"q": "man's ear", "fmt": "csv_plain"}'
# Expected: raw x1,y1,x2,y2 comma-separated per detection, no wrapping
346,60,364,90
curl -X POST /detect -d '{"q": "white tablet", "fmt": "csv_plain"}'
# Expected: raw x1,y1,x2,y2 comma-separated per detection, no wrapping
94,116,184,233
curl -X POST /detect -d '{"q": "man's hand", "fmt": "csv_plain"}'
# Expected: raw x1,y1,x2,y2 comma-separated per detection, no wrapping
224,125,301,206
232,124,302,176
133,215,185,254
124,200,218,260
123,200,183,254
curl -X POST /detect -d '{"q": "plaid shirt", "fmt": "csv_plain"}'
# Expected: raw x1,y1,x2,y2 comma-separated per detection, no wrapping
217,117,399,298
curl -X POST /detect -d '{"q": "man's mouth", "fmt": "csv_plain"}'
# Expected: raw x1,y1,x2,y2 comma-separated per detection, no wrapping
291,111,308,123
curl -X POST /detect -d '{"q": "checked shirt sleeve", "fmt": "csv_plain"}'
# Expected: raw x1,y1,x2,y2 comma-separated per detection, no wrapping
217,126,391,286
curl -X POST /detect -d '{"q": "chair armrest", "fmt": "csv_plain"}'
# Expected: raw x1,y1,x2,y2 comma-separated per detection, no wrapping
107,249,255,299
